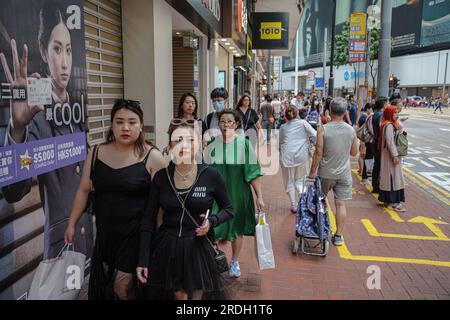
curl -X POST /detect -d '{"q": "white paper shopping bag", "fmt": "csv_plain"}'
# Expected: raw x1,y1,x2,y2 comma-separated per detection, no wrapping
255,212,275,270
28,244,86,300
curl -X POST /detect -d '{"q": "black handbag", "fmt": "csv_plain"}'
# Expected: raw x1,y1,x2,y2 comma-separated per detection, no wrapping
213,245,229,274
165,169,229,274
85,145,99,215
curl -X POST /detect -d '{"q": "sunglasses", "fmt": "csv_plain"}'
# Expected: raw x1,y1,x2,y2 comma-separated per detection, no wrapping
170,118,197,126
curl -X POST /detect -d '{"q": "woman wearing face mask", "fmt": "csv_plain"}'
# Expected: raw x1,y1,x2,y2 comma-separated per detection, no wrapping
204,110,264,278
137,120,234,300
1,0,92,260
64,100,166,299
306,97,320,130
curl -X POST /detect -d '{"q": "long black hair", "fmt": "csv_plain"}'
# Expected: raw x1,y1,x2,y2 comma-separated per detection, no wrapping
38,0,67,73
177,92,199,119
106,99,153,157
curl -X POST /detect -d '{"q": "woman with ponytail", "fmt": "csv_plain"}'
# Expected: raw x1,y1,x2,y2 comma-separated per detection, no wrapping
279,105,317,213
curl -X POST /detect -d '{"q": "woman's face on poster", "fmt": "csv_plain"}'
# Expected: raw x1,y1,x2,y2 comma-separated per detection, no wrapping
43,22,72,90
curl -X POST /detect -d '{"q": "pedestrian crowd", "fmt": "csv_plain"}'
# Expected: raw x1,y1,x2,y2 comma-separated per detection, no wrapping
63,87,408,300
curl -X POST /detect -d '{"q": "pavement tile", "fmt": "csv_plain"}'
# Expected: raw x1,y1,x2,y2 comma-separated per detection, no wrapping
230,163,450,300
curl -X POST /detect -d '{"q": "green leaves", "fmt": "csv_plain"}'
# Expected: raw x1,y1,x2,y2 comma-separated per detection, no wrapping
334,22,351,68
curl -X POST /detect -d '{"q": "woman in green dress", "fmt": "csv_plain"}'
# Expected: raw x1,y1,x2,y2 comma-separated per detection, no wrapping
204,110,265,278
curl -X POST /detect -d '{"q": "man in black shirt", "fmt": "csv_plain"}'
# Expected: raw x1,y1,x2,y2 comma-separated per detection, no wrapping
371,97,388,193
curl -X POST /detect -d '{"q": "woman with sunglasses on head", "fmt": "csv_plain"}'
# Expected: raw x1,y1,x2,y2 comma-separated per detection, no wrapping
64,99,166,300
204,110,264,278
137,119,233,300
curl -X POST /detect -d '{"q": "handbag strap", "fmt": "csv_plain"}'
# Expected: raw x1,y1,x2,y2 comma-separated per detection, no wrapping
56,243,74,258
301,121,314,146
90,144,99,192
164,168,219,254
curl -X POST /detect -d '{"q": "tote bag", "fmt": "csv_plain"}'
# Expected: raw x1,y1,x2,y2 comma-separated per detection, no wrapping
28,244,86,300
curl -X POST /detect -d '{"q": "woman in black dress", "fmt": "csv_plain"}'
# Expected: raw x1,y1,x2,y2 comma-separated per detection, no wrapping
137,120,234,300
64,99,166,299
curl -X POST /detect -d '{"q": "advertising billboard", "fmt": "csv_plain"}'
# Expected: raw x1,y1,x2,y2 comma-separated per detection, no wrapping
0,0,93,298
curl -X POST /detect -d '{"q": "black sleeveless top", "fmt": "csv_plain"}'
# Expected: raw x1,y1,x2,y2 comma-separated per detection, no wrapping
91,147,153,273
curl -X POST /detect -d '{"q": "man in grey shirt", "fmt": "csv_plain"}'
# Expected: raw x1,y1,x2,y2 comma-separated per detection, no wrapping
260,94,274,144
308,97,359,246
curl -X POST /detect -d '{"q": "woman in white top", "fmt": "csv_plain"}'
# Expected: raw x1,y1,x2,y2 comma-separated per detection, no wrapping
279,105,317,213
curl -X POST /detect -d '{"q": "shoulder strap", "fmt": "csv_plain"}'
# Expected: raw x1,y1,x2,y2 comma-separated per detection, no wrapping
89,144,99,191
90,144,99,177
143,146,154,163
206,113,214,129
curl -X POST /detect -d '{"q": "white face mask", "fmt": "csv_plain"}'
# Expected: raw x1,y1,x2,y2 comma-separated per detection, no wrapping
314,101,319,106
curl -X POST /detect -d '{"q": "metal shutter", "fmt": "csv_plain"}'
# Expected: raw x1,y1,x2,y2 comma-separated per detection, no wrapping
172,36,194,118
84,0,124,145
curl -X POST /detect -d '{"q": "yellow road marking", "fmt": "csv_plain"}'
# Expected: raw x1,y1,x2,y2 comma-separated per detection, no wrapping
403,166,450,205
326,200,450,267
361,219,450,241
352,169,404,222
409,216,449,239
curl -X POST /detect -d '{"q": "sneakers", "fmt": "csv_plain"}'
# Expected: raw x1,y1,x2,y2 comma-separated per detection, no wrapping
290,204,297,213
229,260,241,278
332,234,344,246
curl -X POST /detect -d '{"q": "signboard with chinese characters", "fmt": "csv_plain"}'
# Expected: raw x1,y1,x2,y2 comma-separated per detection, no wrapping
349,13,367,63
349,12,367,40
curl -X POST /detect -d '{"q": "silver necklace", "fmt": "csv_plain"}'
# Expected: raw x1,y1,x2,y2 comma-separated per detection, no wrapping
175,165,196,181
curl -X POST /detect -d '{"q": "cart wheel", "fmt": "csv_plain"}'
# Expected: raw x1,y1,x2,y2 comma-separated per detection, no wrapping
322,240,329,257
292,238,299,254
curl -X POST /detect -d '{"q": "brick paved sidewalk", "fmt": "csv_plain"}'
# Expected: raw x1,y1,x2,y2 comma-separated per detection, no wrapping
227,164,450,300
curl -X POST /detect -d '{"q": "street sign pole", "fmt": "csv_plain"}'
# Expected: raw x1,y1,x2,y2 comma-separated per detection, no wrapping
323,28,328,97
442,52,449,101
295,28,299,95
377,0,392,98
328,0,336,97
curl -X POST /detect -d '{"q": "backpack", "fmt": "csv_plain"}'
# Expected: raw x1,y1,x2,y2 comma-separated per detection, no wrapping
306,110,318,125
395,130,408,157
384,124,408,157
356,122,372,143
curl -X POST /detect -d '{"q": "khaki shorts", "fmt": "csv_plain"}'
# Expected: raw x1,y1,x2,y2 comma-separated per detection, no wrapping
320,176,353,201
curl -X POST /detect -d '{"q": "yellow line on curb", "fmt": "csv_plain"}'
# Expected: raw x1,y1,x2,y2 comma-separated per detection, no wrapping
402,168,450,207
403,166,450,199
351,169,404,222
326,200,450,268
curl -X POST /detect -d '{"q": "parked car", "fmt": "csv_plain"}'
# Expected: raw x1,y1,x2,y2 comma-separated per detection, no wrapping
407,96,428,107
